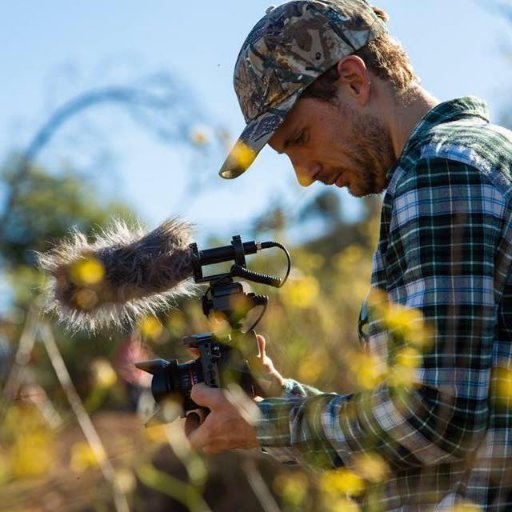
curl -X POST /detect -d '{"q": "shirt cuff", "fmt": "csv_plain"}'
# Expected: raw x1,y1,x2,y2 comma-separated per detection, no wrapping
282,378,323,398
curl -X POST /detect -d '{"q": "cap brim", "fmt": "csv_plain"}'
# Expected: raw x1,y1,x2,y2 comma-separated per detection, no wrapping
219,93,298,179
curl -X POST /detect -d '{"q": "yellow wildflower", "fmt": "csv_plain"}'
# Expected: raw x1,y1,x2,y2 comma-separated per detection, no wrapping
492,367,512,407
11,430,54,478
336,245,365,270
6,405,54,479
353,453,389,483
190,126,210,145
298,350,329,383
281,274,319,308
323,497,360,512
229,141,256,170
296,252,324,272
70,256,105,285
166,310,187,336
319,468,365,497
73,288,98,310
349,352,386,390
70,441,104,473
90,358,117,389
210,315,231,339
395,346,421,368
273,471,309,507
365,288,389,316
138,315,164,341
387,365,417,389
452,501,483,512
383,304,432,348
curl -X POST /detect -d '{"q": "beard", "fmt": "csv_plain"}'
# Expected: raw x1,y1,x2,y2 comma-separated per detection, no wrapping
336,102,396,197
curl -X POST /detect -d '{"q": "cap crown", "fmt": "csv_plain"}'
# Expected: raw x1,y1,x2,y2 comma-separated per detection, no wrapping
235,0,386,123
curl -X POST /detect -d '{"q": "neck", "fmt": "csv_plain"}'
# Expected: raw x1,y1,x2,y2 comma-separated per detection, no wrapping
379,82,439,159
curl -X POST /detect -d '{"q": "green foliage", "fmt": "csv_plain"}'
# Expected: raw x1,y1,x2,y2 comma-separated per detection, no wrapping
1,154,134,269
0,138,388,510
0,153,138,321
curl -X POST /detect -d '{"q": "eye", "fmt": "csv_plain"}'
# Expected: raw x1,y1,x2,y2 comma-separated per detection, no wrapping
283,129,309,150
293,129,308,146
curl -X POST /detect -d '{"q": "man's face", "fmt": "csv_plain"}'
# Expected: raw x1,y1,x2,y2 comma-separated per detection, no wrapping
268,96,395,197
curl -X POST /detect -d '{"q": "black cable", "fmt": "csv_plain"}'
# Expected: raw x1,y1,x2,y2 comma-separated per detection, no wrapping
259,241,292,287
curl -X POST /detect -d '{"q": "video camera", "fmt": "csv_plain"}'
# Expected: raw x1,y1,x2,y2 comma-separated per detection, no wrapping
135,235,290,416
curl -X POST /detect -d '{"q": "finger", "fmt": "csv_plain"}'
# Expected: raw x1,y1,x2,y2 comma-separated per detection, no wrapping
256,334,267,358
187,422,209,450
186,347,200,359
190,383,224,409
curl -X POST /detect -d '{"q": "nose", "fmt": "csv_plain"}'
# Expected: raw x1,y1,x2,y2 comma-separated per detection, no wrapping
290,158,321,187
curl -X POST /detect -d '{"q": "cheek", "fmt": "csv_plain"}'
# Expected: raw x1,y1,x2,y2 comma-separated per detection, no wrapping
320,139,352,166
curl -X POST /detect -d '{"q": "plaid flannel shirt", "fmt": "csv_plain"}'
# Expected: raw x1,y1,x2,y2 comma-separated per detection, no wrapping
256,97,512,511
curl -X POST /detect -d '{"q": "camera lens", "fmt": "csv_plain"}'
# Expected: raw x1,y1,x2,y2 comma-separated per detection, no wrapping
151,358,203,411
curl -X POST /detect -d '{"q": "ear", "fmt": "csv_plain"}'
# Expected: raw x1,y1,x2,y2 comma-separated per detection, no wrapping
335,56,371,105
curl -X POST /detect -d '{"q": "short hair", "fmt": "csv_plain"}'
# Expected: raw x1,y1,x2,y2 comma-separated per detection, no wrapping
301,7,418,101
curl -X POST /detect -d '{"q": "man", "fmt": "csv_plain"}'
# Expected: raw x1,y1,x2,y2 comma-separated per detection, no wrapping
188,0,512,509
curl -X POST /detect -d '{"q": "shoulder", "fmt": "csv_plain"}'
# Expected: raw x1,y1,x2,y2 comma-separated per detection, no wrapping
388,115,512,200
397,116,512,198
383,125,512,233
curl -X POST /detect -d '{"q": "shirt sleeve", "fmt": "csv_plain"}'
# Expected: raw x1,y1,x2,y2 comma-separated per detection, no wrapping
255,157,503,470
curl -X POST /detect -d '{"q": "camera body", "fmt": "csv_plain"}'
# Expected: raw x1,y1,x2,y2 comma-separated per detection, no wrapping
137,330,259,414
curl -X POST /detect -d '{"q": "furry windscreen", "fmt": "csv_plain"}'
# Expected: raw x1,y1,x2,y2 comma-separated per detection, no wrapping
37,218,197,332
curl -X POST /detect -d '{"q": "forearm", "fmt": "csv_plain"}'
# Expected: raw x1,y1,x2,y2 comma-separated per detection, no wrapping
255,378,490,470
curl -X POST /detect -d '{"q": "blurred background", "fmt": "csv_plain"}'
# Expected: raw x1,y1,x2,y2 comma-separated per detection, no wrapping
1,1,511,511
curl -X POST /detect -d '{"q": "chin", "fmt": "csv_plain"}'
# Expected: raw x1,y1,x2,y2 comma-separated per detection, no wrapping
346,183,364,197
348,189,366,198
348,184,385,198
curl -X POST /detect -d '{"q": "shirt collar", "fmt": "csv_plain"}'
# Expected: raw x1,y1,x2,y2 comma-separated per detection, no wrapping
386,96,490,181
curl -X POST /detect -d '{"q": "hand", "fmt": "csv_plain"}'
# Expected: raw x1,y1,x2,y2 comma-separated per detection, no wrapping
186,383,260,454
251,334,285,397
186,333,285,398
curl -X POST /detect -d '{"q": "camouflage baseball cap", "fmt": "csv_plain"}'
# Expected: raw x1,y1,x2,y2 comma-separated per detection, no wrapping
219,0,387,179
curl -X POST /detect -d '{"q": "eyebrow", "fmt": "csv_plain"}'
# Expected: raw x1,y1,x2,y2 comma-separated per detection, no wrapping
283,128,306,150
270,125,302,155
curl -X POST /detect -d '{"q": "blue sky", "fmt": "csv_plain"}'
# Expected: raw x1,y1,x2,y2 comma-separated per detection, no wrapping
1,0,512,238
